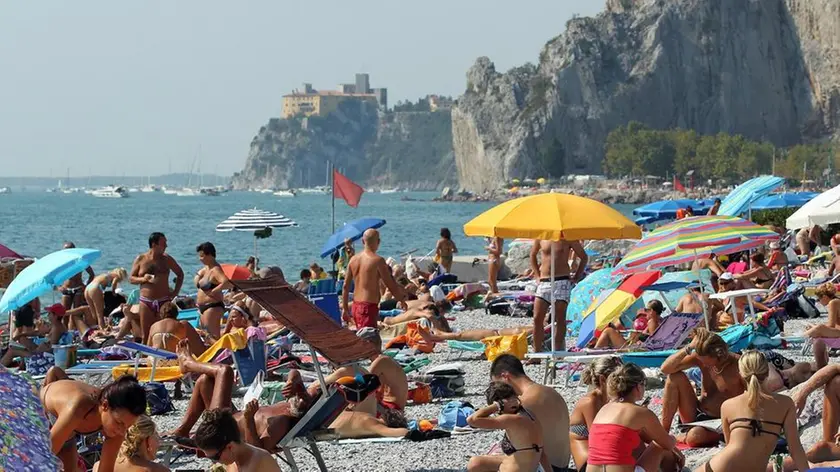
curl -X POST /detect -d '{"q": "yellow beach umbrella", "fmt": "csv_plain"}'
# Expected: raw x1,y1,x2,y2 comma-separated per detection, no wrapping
464,193,641,241
537,177,547,185
463,193,641,363
511,178,521,184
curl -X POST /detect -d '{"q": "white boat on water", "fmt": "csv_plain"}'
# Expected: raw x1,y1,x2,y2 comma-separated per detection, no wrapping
273,189,295,197
140,185,157,193
162,186,178,195
176,188,200,197
0,187,10,194
297,186,330,194
91,186,129,198
127,187,140,193
380,188,399,194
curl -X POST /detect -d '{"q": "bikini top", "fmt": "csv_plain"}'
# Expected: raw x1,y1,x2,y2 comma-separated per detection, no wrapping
499,407,542,455
197,275,219,291
730,417,784,438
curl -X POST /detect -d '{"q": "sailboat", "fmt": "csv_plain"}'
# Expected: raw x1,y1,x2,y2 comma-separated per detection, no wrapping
379,158,399,193
141,176,156,192
177,148,201,196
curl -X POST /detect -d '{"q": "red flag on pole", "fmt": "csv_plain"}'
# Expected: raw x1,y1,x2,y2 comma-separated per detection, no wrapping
674,177,686,193
333,169,364,208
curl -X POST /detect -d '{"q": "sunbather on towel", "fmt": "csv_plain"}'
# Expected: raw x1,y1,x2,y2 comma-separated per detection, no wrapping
805,282,840,339
416,324,533,343
380,300,452,332
660,328,745,447
148,302,208,356
593,300,663,349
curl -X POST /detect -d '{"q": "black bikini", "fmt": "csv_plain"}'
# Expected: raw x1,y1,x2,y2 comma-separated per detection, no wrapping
704,417,784,472
499,407,542,455
197,277,224,314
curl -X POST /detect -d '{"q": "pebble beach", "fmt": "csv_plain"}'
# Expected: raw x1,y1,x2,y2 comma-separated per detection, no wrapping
138,308,832,472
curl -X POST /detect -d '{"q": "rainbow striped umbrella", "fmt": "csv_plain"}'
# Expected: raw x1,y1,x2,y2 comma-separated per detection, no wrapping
613,216,779,274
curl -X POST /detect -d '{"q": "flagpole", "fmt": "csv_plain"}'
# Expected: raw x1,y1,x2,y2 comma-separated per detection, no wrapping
330,161,335,233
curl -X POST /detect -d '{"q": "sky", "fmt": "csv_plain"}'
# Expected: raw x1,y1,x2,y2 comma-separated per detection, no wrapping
0,0,602,178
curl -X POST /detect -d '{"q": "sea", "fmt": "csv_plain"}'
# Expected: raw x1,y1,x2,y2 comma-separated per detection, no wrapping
0,190,636,284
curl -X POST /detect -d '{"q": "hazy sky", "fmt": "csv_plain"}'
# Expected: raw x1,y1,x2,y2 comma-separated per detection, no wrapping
0,0,602,178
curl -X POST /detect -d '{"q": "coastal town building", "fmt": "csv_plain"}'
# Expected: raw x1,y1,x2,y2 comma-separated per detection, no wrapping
282,74,388,118
428,94,454,112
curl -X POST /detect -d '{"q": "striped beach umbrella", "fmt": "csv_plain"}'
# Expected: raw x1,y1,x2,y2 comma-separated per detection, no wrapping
718,175,785,217
613,216,779,275
216,208,297,262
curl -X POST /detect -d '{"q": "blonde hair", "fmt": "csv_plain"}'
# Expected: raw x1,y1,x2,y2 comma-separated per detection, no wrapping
606,363,645,400
581,356,622,390
815,282,837,299
693,328,729,360
113,267,128,283
739,350,772,412
119,415,156,459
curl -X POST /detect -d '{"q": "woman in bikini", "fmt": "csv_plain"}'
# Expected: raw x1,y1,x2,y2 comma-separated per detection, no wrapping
733,253,775,289
588,363,682,472
593,300,664,349
40,371,147,472
805,282,840,339
569,356,623,471
486,237,503,294
85,268,128,329
194,242,232,340
435,228,458,274
94,415,169,472
467,381,549,472
695,351,808,472
148,302,207,356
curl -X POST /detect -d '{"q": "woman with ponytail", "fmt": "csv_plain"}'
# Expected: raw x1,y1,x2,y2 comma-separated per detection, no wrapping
697,350,808,472
569,355,623,471
93,415,169,471
588,363,683,472
40,367,147,472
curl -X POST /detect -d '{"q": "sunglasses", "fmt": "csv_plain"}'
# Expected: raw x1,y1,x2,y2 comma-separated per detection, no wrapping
207,442,229,462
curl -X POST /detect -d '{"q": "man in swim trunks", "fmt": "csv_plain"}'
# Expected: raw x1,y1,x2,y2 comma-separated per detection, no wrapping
342,229,408,347
529,239,587,353
130,232,184,344
59,241,95,315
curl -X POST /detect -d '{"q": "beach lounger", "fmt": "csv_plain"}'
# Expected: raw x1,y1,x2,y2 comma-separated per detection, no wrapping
446,340,485,359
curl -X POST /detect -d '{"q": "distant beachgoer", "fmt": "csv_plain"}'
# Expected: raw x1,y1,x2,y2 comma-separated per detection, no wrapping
417,324,531,343
60,241,96,314
697,351,809,472
293,269,311,293
149,302,207,356
733,252,774,289
767,241,788,270
40,371,147,472
467,381,549,472
485,237,503,294
309,262,328,281
337,238,355,279
588,363,683,472
435,228,458,274
805,282,840,339
569,356,623,471
491,354,571,472
342,229,408,345
245,256,257,277
85,268,128,328
708,198,721,216
529,239,587,353
194,242,232,339
660,328,745,447
93,414,168,472
193,408,281,472
797,225,822,257
130,232,184,344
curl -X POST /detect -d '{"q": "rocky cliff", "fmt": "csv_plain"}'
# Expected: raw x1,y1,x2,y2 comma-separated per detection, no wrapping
452,0,840,192
232,100,456,190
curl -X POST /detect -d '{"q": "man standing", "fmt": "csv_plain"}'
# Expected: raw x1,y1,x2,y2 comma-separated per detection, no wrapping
59,241,95,312
529,239,587,352
130,232,183,343
490,354,571,472
342,229,407,346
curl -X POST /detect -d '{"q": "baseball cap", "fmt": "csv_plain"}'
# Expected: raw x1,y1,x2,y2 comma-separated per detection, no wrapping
45,303,66,317
257,266,286,282
719,272,734,281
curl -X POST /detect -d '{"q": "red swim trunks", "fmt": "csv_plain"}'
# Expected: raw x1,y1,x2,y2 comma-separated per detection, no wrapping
351,301,380,329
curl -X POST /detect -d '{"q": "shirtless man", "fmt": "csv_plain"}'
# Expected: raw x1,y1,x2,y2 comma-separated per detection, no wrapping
529,239,587,352
193,408,281,472
675,286,724,329
130,232,184,344
342,229,408,346
59,241,95,314
490,354,570,472
660,328,745,446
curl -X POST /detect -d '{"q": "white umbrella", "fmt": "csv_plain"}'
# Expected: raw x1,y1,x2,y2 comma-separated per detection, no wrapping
216,208,297,261
786,184,840,229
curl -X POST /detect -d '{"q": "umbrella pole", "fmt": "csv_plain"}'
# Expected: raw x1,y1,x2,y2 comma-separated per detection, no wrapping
254,234,259,268
693,248,710,330
549,244,556,383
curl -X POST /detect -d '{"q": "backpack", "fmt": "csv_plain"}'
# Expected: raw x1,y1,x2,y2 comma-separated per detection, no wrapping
145,382,174,416
438,400,475,430
486,298,532,318
424,363,466,398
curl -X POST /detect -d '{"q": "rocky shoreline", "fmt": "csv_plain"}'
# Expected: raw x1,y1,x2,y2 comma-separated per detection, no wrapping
434,186,714,205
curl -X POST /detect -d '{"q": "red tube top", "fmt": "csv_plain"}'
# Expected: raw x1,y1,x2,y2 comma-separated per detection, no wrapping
588,423,641,465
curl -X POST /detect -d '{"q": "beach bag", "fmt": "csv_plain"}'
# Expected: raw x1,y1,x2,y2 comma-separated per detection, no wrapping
425,363,466,397
483,332,528,361
438,400,475,430
408,383,432,405
144,381,174,416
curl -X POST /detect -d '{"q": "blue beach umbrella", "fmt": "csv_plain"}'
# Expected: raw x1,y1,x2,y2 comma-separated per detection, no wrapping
751,192,818,211
718,175,785,217
633,199,699,219
568,268,624,332
320,217,386,258
0,248,100,313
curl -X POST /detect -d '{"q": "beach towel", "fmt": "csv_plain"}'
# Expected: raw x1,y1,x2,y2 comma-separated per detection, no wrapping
0,368,61,471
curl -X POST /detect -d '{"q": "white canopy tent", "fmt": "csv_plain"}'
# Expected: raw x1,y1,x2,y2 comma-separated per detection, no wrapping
786,184,840,229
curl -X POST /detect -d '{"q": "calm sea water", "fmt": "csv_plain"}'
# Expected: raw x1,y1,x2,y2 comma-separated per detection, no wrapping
0,191,636,281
